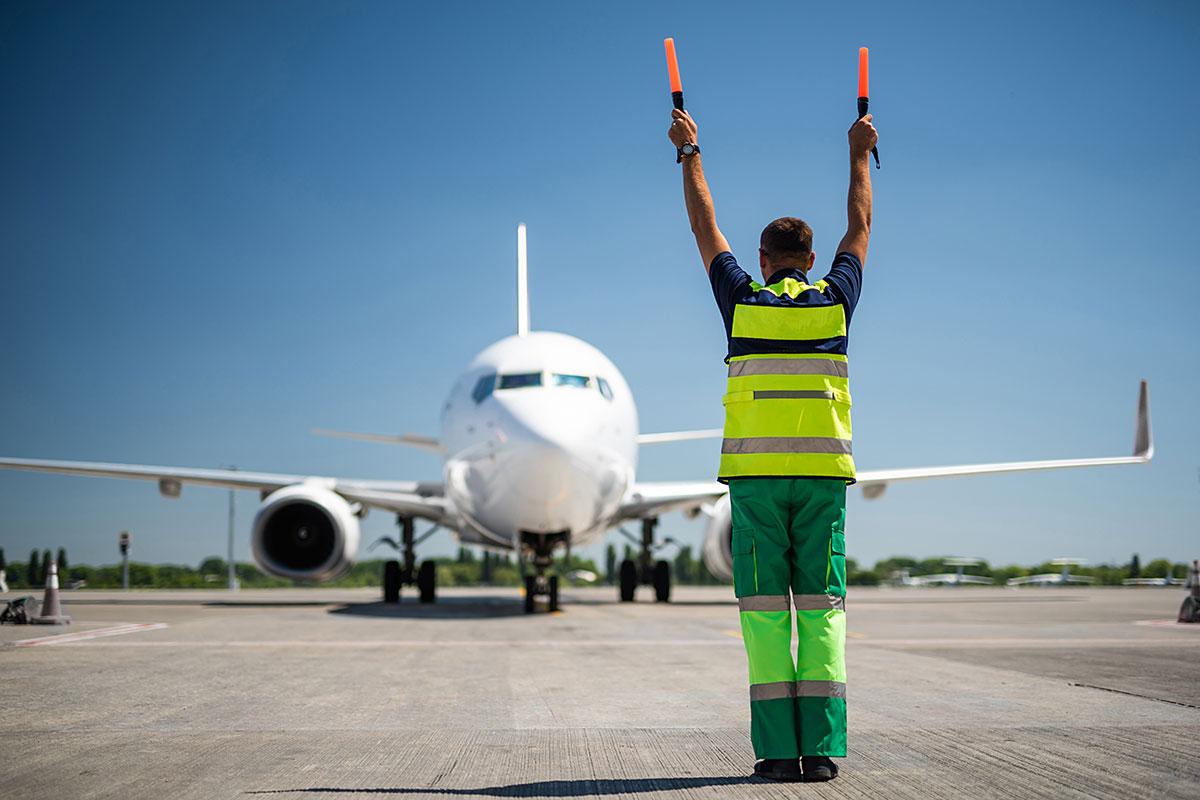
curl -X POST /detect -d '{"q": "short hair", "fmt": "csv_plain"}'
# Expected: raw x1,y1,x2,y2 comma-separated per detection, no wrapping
760,217,813,263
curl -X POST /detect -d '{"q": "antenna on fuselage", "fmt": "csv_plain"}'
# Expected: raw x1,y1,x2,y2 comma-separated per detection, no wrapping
517,223,530,337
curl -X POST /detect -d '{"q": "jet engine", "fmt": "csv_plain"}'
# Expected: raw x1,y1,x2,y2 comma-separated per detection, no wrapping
251,484,360,581
700,493,734,583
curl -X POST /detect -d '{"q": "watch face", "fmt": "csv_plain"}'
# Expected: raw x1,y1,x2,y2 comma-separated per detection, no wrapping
681,144,696,155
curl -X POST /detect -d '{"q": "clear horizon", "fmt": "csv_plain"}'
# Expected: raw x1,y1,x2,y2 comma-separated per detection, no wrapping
2,1,1197,572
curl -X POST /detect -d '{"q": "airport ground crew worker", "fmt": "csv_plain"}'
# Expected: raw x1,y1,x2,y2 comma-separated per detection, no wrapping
669,108,877,783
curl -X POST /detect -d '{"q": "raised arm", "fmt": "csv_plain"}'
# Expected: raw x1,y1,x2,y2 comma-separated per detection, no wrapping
836,114,879,266
668,109,730,273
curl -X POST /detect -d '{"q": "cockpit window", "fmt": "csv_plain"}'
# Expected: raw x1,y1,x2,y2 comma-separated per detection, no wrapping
471,373,496,404
597,377,614,401
553,374,591,389
497,372,543,390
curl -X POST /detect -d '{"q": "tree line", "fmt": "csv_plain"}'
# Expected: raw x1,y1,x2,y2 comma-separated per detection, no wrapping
0,545,1189,590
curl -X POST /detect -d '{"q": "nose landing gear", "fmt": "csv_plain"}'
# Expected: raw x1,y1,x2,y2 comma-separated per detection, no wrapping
520,531,567,613
618,518,672,603
374,517,440,604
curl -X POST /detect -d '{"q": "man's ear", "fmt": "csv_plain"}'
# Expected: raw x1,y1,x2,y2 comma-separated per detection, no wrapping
759,248,769,276
808,252,816,273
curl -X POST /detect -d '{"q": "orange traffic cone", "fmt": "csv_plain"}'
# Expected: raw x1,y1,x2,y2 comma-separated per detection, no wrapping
31,560,71,625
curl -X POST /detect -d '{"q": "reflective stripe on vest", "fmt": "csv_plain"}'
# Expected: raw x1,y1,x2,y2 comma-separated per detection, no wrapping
720,278,855,482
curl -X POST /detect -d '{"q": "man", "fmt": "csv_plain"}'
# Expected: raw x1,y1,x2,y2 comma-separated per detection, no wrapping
668,107,877,783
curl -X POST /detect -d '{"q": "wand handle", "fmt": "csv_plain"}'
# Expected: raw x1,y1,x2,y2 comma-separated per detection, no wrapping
857,97,881,169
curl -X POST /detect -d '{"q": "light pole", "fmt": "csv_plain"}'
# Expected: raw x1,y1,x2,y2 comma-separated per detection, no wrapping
222,465,239,591
119,531,130,590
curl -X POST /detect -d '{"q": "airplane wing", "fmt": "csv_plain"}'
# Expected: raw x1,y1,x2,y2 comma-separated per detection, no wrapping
856,381,1152,497
615,480,726,520
0,457,451,524
616,381,1152,520
636,429,722,445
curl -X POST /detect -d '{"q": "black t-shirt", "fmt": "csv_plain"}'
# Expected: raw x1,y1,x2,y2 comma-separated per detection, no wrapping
709,250,863,361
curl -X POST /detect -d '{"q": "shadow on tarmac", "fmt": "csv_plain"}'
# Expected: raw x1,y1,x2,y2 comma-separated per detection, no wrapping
247,776,760,796
329,596,529,620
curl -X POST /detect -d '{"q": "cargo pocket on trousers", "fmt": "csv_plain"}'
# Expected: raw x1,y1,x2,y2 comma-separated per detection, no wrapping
829,519,847,595
731,525,757,597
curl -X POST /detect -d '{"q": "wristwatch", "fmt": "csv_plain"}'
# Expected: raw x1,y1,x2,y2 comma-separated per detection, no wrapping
676,142,700,163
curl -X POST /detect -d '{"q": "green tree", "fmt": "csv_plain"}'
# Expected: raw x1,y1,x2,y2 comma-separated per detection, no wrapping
1143,559,1173,579
605,543,617,584
56,547,68,577
480,551,494,584
1129,553,1140,578
0,547,6,573
27,549,40,586
673,546,694,584
199,556,226,576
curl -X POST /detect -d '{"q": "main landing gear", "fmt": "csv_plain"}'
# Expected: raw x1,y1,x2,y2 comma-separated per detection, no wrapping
521,531,566,614
376,517,439,604
618,518,672,604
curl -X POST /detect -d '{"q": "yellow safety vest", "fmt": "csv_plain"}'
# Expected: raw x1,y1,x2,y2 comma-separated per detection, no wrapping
719,277,855,483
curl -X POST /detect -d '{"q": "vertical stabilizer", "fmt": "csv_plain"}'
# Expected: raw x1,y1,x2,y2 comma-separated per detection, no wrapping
517,223,530,337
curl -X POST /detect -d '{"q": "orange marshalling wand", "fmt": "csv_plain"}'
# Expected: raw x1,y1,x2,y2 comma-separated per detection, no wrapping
856,47,880,169
858,47,869,98
664,37,684,110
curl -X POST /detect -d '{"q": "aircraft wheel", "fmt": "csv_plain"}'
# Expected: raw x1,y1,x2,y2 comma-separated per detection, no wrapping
653,560,671,603
1179,596,1200,624
383,560,401,604
524,575,537,614
619,559,638,602
417,560,437,604
547,575,560,612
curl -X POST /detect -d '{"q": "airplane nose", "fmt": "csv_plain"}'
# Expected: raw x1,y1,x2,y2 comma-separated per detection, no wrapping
493,391,599,451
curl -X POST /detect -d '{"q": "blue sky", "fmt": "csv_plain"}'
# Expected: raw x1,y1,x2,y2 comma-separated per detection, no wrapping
2,1,1197,571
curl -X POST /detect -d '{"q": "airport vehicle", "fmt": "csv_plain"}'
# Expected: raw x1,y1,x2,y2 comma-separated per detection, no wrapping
902,558,995,587
1006,558,1096,586
0,228,1155,611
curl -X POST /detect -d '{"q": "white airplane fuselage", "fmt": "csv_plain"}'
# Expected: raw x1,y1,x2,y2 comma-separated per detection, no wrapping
439,331,640,552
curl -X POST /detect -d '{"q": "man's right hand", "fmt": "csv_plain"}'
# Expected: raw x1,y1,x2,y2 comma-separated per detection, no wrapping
669,109,699,149
848,114,878,159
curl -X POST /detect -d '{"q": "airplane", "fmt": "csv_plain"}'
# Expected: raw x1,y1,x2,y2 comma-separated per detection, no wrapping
902,557,995,587
0,226,1155,613
1006,558,1096,587
1122,576,1186,587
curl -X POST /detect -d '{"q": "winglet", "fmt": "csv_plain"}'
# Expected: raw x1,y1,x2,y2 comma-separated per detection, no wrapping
1133,379,1153,460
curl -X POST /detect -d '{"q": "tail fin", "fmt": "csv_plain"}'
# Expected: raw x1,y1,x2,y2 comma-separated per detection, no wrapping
517,223,530,337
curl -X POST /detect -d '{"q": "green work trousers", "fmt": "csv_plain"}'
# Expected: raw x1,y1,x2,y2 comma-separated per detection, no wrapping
730,477,847,759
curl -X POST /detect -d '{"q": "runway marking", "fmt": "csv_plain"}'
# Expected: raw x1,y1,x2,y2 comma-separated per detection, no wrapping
13,622,168,647
1134,619,1200,628
855,636,1200,648
21,637,745,649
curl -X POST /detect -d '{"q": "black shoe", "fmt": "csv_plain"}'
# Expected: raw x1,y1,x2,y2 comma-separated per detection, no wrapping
753,758,802,782
801,755,839,782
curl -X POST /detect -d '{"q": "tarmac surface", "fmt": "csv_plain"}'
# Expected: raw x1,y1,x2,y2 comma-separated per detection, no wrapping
2,585,1197,799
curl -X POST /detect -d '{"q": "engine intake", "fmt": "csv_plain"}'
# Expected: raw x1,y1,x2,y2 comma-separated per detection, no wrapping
251,484,360,581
